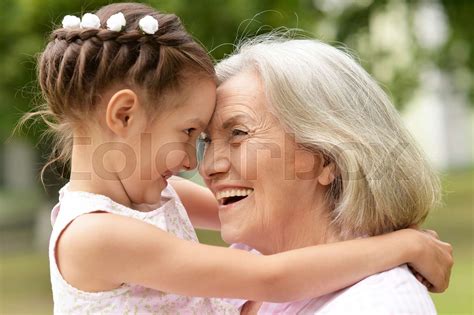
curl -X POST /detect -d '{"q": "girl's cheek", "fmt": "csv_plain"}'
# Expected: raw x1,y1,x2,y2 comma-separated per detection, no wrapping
156,147,188,171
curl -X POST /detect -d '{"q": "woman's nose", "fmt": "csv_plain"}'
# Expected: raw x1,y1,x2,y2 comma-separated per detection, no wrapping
198,143,231,180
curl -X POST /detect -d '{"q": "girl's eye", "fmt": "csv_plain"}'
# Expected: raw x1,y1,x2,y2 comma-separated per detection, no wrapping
199,133,212,143
184,128,196,136
231,129,248,137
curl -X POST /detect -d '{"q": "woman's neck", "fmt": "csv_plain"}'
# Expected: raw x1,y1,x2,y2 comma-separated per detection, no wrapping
257,199,340,255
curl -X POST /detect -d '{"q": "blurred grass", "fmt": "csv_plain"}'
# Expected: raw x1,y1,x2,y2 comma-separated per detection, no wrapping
424,168,474,314
0,252,52,314
0,168,472,314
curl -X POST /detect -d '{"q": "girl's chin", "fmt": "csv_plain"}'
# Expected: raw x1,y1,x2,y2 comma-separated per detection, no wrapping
157,175,168,189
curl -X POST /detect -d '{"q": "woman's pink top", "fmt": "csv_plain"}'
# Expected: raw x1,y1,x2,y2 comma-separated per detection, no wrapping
229,244,436,314
49,183,237,314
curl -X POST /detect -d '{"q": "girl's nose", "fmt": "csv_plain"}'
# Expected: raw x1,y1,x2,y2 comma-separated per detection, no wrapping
182,149,197,171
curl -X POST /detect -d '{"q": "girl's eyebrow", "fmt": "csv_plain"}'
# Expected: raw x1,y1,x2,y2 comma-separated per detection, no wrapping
184,118,207,129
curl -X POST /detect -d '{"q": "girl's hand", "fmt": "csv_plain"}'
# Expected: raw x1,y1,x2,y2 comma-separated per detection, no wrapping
406,228,453,293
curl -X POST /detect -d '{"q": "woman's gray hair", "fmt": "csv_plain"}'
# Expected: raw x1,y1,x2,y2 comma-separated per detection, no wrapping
216,35,441,239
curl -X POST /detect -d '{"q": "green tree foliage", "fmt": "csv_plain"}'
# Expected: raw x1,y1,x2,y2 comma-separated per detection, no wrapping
0,0,472,145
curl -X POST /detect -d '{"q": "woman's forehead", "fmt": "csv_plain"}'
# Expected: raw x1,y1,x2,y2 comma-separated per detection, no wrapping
212,72,265,122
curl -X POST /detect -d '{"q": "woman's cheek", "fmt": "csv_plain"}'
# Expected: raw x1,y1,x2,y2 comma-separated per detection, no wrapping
232,141,261,181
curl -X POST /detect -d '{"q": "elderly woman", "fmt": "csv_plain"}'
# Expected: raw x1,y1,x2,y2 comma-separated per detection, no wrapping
188,38,445,313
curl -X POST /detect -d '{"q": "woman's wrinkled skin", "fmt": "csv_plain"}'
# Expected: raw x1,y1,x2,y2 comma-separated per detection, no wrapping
200,70,339,254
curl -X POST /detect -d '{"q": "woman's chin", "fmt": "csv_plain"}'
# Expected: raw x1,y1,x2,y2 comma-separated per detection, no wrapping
220,226,242,245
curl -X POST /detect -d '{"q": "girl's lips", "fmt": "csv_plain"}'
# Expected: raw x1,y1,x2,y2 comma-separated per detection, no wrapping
162,171,173,180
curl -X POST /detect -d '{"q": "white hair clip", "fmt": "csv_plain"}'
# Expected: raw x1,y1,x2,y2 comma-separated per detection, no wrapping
138,15,159,34
106,12,126,32
80,13,101,29
62,15,81,28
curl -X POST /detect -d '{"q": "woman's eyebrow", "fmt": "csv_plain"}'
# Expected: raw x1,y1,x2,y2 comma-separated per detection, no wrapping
221,115,253,129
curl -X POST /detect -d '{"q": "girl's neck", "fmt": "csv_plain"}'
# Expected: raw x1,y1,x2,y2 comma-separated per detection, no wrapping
68,135,162,212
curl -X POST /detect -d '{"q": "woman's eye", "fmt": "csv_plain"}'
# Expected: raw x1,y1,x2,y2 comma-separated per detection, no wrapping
197,133,211,162
231,129,248,137
199,133,211,143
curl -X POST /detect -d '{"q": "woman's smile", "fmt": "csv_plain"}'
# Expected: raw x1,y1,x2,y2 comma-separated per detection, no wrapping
218,191,254,211
216,188,254,206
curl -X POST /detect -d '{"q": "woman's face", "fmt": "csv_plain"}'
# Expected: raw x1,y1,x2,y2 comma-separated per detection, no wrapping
199,71,335,253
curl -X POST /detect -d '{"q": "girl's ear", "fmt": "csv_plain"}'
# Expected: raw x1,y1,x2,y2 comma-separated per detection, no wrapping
105,89,145,138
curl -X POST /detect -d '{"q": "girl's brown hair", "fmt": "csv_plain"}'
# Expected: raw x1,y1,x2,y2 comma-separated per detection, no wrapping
24,3,215,181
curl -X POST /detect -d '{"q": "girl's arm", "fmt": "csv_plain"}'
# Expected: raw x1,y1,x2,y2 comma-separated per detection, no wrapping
169,178,452,293
57,212,452,302
169,176,220,230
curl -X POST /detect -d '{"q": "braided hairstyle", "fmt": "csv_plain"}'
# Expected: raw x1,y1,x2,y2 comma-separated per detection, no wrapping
29,3,215,181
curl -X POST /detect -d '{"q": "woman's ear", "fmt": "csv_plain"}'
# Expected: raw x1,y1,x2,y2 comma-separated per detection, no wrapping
105,89,145,138
318,158,336,186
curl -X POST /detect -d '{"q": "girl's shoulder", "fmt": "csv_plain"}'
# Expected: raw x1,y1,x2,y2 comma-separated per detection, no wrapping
49,207,238,315
52,182,196,236
49,182,199,293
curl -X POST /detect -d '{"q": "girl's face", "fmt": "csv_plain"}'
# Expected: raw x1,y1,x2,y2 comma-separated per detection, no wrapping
122,77,216,206
148,78,217,181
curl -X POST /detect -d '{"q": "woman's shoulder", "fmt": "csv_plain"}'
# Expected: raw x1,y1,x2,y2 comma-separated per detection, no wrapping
352,264,426,291
301,265,437,314
344,265,435,306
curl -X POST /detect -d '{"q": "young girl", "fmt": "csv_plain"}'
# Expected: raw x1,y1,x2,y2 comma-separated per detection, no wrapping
32,3,451,314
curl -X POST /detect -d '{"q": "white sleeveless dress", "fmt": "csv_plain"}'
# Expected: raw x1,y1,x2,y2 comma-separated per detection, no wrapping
49,182,237,314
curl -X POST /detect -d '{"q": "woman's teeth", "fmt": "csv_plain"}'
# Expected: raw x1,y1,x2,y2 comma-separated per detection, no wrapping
217,188,253,205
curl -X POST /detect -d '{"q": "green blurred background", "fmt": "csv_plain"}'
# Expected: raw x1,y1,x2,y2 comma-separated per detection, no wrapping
0,0,472,314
